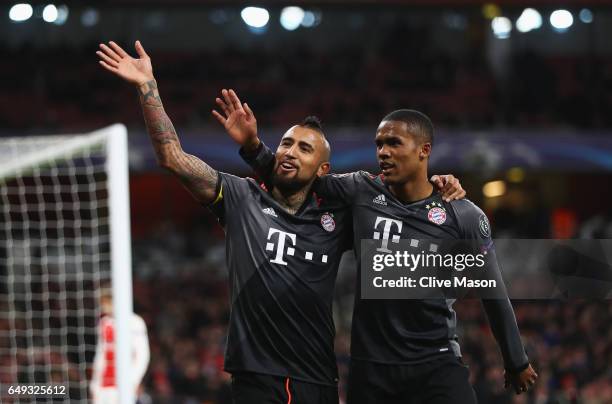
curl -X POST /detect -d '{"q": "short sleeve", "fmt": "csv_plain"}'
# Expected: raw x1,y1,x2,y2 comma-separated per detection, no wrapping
208,171,251,225
313,172,362,206
452,199,493,247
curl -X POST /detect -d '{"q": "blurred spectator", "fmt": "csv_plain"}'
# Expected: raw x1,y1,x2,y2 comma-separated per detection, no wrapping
2,31,612,132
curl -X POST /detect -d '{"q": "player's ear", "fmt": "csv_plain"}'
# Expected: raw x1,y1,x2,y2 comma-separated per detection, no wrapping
317,162,330,176
419,143,432,160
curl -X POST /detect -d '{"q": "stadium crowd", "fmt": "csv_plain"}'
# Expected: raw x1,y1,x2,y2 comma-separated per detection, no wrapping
3,39,612,133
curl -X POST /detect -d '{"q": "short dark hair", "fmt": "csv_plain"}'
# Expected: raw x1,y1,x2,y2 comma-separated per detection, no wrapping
300,116,324,134
381,109,434,146
299,116,330,161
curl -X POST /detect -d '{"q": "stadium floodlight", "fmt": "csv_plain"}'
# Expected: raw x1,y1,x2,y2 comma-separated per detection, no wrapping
550,9,573,32
241,6,269,28
516,8,542,33
0,124,134,404
280,6,304,31
42,4,58,23
579,8,593,23
9,3,33,22
81,7,99,27
301,11,315,27
491,16,512,39
53,4,68,25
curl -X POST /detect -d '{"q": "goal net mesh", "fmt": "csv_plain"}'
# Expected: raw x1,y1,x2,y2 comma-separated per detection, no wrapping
0,133,113,402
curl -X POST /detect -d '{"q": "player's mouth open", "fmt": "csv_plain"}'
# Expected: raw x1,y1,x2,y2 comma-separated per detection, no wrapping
379,162,394,173
279,161,298,172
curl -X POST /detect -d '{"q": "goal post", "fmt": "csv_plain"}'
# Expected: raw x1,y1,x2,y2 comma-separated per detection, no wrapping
0,124,134,404
103,124,134,404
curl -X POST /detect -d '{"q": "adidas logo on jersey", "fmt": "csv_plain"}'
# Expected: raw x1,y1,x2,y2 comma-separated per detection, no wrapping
373,194,387,206
262,207,278,217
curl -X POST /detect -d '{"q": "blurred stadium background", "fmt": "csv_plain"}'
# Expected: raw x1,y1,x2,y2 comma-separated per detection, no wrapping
1,0,612,403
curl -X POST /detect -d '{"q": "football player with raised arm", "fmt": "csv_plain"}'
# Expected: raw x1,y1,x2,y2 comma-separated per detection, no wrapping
97,41,465,404
220,90,538,404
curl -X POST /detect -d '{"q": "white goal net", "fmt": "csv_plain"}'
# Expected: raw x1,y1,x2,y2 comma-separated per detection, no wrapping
0,124,133,403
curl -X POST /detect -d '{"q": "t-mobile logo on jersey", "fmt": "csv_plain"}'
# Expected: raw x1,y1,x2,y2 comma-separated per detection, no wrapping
265,227,328,265
373,216,403,253
266,228,297,265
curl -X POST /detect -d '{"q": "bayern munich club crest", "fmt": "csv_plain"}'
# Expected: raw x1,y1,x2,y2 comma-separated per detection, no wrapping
321,213,336,232
426,202,447,225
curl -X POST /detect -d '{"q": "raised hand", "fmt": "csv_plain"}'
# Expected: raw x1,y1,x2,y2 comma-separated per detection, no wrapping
97,40,153,86
212,89,259,151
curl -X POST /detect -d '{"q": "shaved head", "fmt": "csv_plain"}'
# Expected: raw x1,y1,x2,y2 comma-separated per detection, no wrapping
299,116,330,163
273,118,331,193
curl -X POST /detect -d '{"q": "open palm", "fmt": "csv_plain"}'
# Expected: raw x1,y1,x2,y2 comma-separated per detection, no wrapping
213,89,258,146
97,41,153,86
224,107,256,143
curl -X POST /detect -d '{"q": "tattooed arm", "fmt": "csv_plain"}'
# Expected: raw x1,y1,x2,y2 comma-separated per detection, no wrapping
97,40,217,204
136,79,218,203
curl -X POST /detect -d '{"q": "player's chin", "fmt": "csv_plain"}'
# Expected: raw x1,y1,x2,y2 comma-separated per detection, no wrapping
274,172,298,185
382,174,400,185
272,174,306,192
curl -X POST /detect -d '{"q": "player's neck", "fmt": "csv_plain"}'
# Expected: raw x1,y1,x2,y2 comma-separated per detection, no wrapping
271,184,312,215
389,175,433,203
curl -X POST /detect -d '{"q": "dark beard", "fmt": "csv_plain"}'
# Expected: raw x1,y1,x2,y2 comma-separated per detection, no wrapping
271,172,310,194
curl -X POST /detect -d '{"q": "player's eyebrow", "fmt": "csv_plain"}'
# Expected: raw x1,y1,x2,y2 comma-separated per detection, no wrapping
298,140,314,152
375,134,402,145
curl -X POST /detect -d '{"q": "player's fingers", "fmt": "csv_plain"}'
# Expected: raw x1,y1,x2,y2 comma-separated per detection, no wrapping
441,182,453,197
439,174,453,183
221,89,235,112
442,177,458,194
211,110,227,126
109,41,129,58
456,189,467,200
96,51,119,68
99,60,119,74
228,89,244,112
134,40,149,58
430,175,444,190
215,98,231,117
440,180,453,196
243,102,255,119
99,43,122,63
446,189,464,202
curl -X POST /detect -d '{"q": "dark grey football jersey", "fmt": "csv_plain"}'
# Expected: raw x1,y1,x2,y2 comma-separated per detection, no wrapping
210,172,351,385
242,144,529,372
